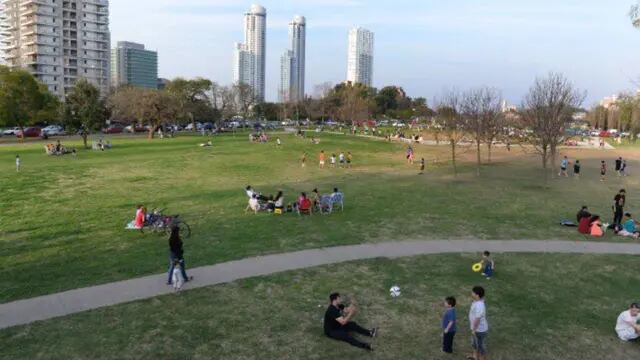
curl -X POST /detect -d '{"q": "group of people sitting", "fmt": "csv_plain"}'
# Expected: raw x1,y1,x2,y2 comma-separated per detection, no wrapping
249,132,268,143
244,185,344,215
576,206,639,239
44,140,74,156
92,139,112,151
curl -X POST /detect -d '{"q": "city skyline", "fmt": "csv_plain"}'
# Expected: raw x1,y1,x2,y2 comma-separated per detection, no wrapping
6,0,640,105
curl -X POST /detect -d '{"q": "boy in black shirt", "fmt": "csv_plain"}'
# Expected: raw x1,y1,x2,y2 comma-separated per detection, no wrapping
324,292,377,350
613,189,626,226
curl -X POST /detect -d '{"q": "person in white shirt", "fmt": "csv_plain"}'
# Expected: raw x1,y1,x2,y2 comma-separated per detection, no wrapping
16,154,21,172
469,286,489,360
616,303,640,341
245,194,260,214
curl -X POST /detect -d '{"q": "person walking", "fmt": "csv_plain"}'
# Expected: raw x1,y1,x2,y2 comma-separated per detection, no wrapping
167,226,193,286
573,160,581,178
15,154,20,172
613,189,626,227
468,286,489,360
615,157,623,177
600,161,607,182
419,158,425,175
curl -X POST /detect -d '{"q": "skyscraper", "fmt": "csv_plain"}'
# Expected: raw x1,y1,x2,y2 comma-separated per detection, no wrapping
279,50,294,103
347,27,374,87
279,15,305,103
111,41,158,89
233,4,266,102
0,0,111,98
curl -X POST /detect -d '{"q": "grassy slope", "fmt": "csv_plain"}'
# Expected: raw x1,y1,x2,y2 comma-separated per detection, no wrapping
1,253,638,359
1,133,639,302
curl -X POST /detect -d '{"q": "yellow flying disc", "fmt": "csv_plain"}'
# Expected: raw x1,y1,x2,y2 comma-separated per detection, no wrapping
472,262,483,272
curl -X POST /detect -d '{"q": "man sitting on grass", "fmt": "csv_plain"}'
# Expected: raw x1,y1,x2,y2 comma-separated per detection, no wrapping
245,194,260,214
324,293,377,351
616,303,640,341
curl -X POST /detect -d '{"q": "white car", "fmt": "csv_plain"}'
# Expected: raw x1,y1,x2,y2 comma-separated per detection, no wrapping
3,127,20,136
42,125,66,136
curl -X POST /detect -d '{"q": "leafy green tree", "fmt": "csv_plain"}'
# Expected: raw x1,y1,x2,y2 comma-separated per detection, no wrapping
63,79,108,148
166,78,213,130
0,66,60,137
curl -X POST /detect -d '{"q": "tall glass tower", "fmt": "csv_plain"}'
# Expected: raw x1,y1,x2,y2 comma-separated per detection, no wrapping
347,27,374,87
233,4,266,102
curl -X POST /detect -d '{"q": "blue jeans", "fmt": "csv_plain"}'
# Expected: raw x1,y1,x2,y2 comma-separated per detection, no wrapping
167,252,189,284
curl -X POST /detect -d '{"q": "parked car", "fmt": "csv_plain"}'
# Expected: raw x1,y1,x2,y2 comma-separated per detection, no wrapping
103,124,124,134
124,124,146,133
3,127,20,136
185,122,204,131
42,125,66,136
16,127,42,138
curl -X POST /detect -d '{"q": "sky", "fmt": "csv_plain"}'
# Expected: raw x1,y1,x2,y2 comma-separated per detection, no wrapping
110,0,640,106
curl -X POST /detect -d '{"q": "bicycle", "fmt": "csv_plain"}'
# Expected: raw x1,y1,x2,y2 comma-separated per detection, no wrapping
141,209,191,238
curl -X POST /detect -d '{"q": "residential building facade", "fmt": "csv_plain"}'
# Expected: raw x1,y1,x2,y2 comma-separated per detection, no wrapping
279,15,305,103
347,27,374,87
279,50,294,103
233,4,266,102
111,41,157,89
0,0,111,98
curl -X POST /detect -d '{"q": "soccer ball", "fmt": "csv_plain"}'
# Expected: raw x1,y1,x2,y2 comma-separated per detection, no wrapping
389,285,401,297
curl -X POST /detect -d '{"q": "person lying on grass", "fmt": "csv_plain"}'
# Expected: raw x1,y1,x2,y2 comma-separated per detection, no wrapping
324,292,377,351
616,303,640,341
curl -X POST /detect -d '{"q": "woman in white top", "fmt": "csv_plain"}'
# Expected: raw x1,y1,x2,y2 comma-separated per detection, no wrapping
274,191,284,209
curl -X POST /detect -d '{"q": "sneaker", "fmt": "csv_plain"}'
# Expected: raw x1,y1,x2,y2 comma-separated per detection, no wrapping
371,327,378,338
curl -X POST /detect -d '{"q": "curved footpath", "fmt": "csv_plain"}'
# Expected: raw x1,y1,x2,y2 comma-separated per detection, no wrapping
2,239,640,330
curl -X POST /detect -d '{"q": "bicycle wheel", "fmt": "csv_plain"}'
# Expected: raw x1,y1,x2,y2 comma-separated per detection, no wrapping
179,222,191,238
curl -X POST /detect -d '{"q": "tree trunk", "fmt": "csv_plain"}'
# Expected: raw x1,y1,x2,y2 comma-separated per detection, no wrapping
487,142,492,163
451,140,457,177
476,138,481,177
82,133,88,149
190,113,196,133
148,125,157,139
19,125,25,143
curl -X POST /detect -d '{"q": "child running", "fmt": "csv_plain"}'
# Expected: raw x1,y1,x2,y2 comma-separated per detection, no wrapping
301,153,307,168
573,160,581,178
559,156,569,177
319,150,326,168
419,158,425,175
330,154,337,168
600,160,607,182
15,154,20,172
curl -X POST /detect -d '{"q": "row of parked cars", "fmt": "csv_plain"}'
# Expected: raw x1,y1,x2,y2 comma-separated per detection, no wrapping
1,125,65,138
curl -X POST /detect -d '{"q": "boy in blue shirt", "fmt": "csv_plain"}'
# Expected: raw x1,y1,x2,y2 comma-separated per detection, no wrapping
442,296,457,354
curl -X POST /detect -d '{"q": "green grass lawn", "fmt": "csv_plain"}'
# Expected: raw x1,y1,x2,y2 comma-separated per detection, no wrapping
1,132,639,302
1,253,638,359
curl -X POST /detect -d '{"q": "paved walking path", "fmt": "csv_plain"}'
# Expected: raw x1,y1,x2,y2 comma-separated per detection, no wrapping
2,239,640,330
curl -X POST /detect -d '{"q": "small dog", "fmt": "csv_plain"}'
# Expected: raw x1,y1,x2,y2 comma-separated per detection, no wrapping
172,260,184,292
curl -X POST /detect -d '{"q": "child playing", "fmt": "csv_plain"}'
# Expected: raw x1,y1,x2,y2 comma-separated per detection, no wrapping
301,153,307,168
347,152,353,168
339,152,345,167
276,138,282,147
481,251,494,280
171,259,184,292
330,154,337,168
442,296,457,354
573,160,581,178
319,150,326,168
600,161,606,182
559,156,569,177
621,160,627,177
15,154,20,172
419,158,425,175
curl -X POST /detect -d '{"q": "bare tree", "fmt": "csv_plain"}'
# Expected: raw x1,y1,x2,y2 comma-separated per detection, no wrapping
461,88,484,176
337,83,371,124
478,88,504,163
521,72,585,180
435,89,466,176
234,83,257,119
630,3,640,28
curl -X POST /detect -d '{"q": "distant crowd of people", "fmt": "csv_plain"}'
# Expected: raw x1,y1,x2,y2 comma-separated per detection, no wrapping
558,156,628,180
245,185,344,215
576,189,639,239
